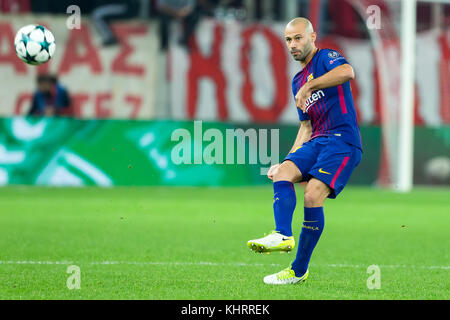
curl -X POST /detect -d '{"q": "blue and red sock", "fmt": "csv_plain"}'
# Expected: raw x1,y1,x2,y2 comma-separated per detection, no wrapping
291,206,325,277
273,181,296,237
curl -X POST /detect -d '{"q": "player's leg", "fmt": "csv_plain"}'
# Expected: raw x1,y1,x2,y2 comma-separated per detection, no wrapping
289,139,362,277
247,161,302,253
290,178,329,277
263,178,329,284
248,138,321,254
263,138,362,284
248,139,319,253
271,160,302,237
269,140,322,241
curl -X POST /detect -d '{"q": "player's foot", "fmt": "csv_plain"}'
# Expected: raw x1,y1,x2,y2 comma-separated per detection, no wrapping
247,231,295,253
263,267,309,285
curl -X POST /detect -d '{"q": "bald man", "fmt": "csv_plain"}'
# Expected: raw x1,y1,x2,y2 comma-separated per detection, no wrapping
247,18,363,285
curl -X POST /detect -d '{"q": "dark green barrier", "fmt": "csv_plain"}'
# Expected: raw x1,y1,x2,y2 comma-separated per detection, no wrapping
0,117,448,186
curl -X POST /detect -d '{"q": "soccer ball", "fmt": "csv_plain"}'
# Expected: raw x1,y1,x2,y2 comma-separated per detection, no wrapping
14,24,56,65
424,156,450,184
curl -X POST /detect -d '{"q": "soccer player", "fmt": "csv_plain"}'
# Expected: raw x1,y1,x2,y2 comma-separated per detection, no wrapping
247,17,363,285
28,74,72,117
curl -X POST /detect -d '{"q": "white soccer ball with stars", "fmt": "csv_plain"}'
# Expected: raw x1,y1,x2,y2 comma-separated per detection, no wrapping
14,24,56,65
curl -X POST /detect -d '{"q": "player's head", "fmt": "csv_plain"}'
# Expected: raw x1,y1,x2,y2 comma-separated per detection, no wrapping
284,17,317,62
37,73,57,93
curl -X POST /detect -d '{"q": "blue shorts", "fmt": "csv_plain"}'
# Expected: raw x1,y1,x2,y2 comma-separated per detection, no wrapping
284,135,362,199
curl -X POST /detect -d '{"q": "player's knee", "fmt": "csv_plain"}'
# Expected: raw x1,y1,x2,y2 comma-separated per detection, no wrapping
272,170,292,182
273,163,301,183
303,191,317,207
303,190,326,207
304,179,331,207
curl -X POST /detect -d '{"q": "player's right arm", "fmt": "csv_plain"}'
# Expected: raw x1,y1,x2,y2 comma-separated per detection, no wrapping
267,120,311,180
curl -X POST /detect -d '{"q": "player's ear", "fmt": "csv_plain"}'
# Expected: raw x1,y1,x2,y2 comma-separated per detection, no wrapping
310,32,317,43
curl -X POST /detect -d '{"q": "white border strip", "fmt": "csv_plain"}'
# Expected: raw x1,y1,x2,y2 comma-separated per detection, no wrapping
0,260,448,270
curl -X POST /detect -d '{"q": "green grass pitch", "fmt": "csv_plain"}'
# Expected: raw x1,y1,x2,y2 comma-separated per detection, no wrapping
0,186,448,300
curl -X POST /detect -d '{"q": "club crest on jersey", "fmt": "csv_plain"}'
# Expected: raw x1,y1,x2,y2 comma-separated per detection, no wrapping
307,73,314,82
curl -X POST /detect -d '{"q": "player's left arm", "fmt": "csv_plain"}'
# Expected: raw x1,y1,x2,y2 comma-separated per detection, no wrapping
296,63,355,111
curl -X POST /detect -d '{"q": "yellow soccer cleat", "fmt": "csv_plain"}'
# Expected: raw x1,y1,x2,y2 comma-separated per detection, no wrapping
263,267,309,285
247,231,295,253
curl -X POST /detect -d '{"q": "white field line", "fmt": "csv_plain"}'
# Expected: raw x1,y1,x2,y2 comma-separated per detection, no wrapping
0,260,448,270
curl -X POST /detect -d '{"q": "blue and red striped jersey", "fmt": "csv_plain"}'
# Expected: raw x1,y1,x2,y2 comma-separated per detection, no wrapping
292,48,362,150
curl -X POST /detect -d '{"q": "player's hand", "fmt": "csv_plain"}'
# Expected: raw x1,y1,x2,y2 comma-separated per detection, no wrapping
267,163,280,181
295,82,313,112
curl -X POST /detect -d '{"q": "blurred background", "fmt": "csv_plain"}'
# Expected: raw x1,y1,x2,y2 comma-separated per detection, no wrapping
0,0,449,188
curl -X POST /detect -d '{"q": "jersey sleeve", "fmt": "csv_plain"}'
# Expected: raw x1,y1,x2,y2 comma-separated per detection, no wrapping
320,49,350,73
297,107,310,121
